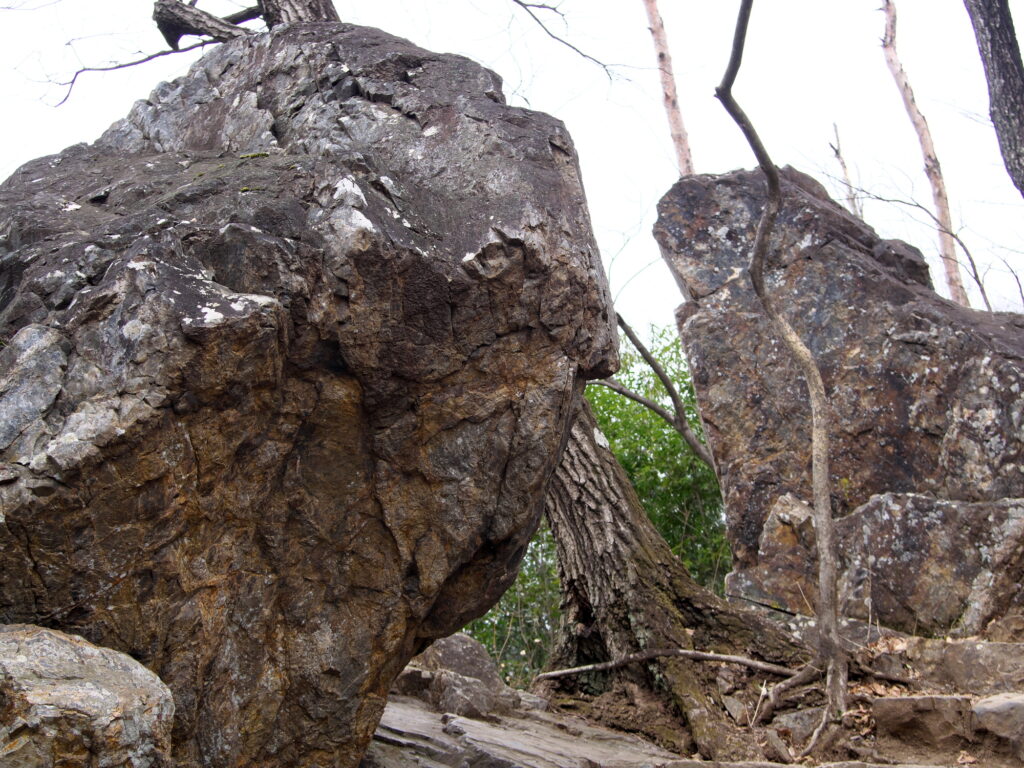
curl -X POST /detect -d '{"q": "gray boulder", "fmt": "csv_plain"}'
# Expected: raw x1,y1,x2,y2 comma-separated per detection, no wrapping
0,22,616,768
654,167,1024,638
0,625,174,768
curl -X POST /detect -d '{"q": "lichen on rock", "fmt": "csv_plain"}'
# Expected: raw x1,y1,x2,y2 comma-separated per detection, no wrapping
0,22,616,768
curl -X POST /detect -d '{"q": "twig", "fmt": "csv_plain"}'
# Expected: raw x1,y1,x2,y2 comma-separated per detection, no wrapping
55,40,216,106
994,252,1024,307
839,181,993,312
509,0,612,79
534,647,798,683
590,378,678,428
616,314,716,469
715,0,847,755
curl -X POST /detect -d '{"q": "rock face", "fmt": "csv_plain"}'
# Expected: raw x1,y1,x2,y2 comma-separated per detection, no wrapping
655,167,1024,638
0,625,174,767
0,22,616,768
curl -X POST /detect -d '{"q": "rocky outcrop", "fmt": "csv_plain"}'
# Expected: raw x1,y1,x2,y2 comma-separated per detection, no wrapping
0,625,174,767
655,167,1024,638
0,22,616,768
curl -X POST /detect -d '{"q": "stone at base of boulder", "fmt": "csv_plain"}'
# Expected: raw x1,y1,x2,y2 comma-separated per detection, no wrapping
872,693,1024,766
0,625,174,768
862,637,1024,696
973,693,1024,760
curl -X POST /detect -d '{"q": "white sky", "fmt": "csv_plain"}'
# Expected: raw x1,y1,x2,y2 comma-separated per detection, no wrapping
2,1,1022,331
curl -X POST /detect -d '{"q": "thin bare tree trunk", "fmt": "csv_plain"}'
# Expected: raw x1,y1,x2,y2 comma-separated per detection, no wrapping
963,0,1024,200
882,0,971,306
830,123,864,219
714,0,846,754
641,0,694,176
543,398,807,760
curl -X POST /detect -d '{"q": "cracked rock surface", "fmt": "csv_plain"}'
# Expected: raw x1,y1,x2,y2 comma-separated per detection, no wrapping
655,167,1024,638
0,22,616,768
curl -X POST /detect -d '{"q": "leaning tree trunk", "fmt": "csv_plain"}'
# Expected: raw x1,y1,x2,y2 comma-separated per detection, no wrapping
541,398,808,760
259,0,340,26
963,0,1024,200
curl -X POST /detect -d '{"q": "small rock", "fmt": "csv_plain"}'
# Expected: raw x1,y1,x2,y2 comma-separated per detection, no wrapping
873,695,973,750
0,625,174,768
972,693,1024,759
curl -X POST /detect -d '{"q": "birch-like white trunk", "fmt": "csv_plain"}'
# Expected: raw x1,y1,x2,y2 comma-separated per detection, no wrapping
882,0,970,306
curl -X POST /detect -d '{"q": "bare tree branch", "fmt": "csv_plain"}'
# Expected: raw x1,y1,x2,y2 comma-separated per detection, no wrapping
882,0,970,306
994,252,1024,307
509,0,612,79
851,185,994,311
153,0,253,50
615,313,716,469
641,0,694,175
829,123,863,219
55,39,216,106
589,378,678,428
534,647,799,683
715,0,846,755
224,6,262,25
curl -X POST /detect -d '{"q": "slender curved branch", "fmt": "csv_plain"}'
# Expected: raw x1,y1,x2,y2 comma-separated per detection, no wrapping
509,0,612,79
845,184,993,312
615,313,716,469
55,39,216,106
534,647,798,683
590,379,678,428
715,0,846,754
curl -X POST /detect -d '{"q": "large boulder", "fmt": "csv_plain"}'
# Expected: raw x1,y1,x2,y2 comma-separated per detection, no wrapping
0,624,174,768
654,167,1024,638
0,22,616,768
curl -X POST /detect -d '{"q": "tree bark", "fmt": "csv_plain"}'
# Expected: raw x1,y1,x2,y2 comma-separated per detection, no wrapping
542,398,807,760
882,0,971,306
153,0,251,49
258,0,339,26
963,0,1024,200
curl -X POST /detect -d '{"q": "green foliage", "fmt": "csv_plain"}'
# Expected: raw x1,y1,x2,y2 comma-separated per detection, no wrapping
465,523,560,688
585,325,729,590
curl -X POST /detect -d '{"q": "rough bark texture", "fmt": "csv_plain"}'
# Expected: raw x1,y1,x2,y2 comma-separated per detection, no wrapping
259,0,340,26
0,625,175,768
964,0,1024,199
0,23,616,768
655,166,1024,639
542,399,807,761
153,0,252,50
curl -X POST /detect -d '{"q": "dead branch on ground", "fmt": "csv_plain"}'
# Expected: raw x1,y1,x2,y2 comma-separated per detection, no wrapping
534,647,798,684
